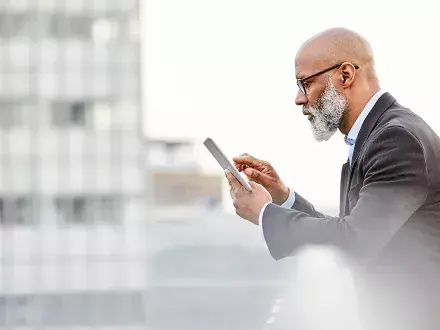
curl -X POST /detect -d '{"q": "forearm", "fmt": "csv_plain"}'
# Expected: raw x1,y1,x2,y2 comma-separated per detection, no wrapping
258,189,329,248
262,177,428,262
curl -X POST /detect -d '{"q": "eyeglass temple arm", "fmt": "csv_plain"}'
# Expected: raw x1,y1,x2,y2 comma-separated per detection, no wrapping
299,63,360,83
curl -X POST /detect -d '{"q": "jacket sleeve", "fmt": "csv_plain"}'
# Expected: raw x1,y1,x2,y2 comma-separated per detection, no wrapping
262,126,429,263
291,192,330,218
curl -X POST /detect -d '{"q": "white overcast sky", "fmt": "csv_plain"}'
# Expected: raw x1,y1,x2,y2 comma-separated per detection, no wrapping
142,0,440,209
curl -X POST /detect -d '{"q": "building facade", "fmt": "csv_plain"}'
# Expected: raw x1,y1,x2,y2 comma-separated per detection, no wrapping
147,139,224,209
0,1,149,328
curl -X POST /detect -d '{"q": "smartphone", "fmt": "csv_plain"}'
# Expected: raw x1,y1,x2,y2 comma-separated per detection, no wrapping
203,137,252,192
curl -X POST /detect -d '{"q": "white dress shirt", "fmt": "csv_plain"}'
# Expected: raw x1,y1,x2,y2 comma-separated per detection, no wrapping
258,90,386,236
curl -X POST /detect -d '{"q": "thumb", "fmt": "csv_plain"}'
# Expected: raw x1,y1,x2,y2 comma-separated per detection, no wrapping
224,169,239,187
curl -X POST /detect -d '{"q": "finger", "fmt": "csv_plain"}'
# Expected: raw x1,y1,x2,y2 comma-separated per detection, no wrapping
244,168,273,186
233,153,251,170
232,155,264,169
229,186,235,200
233,162,249,172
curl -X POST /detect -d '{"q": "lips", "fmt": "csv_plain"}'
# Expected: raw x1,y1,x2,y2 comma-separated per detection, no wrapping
303,108,313,120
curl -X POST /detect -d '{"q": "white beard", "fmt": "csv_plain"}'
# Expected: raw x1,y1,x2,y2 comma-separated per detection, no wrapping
306,80,347,142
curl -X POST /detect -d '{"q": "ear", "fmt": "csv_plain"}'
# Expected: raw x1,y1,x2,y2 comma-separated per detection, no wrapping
340,62,357,88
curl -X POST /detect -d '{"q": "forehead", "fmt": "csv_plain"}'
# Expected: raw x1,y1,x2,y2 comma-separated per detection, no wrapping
295,57,321,79
295,42,329,79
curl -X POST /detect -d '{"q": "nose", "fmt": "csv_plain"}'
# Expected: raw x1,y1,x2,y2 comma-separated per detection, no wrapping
295,89,308,106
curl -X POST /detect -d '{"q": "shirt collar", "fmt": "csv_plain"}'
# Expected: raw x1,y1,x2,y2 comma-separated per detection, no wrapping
344,89,385,146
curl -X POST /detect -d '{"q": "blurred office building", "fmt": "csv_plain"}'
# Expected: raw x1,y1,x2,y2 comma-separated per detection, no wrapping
0,1,149,328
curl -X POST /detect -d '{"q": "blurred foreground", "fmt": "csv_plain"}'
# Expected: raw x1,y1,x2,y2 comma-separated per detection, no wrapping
146,207,297,330
1,206,298,329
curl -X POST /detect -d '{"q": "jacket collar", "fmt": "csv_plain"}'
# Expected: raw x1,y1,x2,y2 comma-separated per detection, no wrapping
345,90,386,147
350,92,397,167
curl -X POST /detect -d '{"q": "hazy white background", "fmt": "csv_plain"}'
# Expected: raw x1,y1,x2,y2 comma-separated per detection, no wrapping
142,2,440,326
143,0,440,210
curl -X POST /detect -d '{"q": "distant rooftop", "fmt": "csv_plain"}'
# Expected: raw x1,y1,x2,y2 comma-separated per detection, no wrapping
145,138,200,170
146,138,195,147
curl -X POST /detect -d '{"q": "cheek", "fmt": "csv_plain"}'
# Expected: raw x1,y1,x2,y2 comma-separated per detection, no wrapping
306,89,321,107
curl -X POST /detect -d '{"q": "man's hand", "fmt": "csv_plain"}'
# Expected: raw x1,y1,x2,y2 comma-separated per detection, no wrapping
233,154,289,205
225,170,272,225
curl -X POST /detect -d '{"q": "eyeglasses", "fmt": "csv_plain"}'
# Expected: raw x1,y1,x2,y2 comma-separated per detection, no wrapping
296,62,359,95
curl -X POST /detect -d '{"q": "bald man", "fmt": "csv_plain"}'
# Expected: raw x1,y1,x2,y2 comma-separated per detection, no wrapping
226,28,440,329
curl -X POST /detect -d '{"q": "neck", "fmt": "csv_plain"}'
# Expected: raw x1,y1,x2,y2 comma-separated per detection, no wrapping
339,84,380,135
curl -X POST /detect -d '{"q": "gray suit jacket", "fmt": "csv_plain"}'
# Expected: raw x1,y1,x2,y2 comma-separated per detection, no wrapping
262,93,440,329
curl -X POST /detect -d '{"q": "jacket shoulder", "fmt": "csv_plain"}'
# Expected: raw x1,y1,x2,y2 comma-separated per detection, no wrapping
374,103,431,136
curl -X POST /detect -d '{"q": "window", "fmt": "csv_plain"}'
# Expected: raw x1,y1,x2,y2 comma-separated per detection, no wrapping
55,197,87,224
0,102,19,127
87,197,122,224
0,295,34,326
2,41,35,72
0,292,146,326
0,14,128,42
54,196,121,225
92,19,119,43
51,101,90,127
0,13,41,39
49,16,123,41
50,16,93,40
3,73,32,98
0,197,35,226
93,102,112,130
51,100,114,129
0,101,35,127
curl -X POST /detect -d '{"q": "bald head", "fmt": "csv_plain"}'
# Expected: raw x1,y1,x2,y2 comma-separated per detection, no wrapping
294,28,381,137
296,27,375,74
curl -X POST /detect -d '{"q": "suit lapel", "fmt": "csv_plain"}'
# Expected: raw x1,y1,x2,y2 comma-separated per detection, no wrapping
340,93,397,215
340,161,350,217
348,92,397,177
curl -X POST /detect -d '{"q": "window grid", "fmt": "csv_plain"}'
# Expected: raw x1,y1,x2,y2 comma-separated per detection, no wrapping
0,0,146,328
